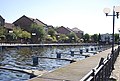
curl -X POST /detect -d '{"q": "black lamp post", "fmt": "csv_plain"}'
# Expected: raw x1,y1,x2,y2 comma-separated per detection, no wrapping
103,6,120,69
103,6,120,55
118,28,120,46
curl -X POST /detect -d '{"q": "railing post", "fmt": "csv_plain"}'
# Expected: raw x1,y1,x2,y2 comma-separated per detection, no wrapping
92,69,95,81
98,57,104,68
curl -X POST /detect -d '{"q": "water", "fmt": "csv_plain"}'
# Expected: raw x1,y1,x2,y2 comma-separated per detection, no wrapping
0,45,103,81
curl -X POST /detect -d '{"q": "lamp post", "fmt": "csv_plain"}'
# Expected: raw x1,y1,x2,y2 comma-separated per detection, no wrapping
103,6,120,69
118,28,120,46
103,6,120,55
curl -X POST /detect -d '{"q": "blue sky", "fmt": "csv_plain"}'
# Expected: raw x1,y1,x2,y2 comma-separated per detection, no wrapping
0,0,120,34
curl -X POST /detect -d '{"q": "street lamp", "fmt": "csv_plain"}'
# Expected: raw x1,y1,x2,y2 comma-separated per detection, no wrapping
103,6,120,55
118,28,120,45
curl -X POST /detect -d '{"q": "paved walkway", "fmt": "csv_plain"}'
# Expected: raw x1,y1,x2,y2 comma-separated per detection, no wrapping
110,52,120,81
28,47,114,81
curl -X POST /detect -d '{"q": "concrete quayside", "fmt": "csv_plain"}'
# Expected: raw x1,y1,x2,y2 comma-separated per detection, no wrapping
28,46,117,81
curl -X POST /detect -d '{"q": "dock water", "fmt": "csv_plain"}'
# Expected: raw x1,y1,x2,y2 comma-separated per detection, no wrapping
28,47,114,81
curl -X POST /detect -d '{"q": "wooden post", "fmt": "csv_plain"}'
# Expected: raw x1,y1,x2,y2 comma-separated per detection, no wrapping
56,52,61,58
70,51,74,56
91,48,93,51
80,49,83,54
32,56,38,66
0,46,2,52
86,48,89,52
95,47,97,50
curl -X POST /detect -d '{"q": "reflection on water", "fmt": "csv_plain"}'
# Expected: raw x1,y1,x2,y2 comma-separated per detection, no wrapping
0,45,103,81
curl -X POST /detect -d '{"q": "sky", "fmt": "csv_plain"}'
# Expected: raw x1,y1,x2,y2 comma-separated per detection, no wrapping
0,0,120,35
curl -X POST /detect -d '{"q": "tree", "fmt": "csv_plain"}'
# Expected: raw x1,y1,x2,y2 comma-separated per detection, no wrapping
114,33,119,43
6,32,17,42
13,27,31,43
68,32,78,43
91,34,98,43
48,28,56,37
21,31,31,39
0,26,7,40
83,33,90,43
58,34,69,43
31,24,46,43
13,27,23,38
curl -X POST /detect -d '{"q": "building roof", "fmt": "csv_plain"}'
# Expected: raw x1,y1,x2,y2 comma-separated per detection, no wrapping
4,23,14,29
72,27,83,33
29,17,48,27
13,15,48,27
0,15,4,20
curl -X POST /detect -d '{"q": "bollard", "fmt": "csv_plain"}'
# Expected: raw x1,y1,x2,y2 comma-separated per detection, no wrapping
86,48,89,52
30,46,33,51
80,49,83,54
32,56,38,66
70,51,74,57
0,46,2,52
56,52,61,58
94,47,97,50
91,48,93,51
17,46,21,50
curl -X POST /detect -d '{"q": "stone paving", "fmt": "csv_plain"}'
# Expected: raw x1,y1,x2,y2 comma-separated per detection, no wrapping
110,52,120,81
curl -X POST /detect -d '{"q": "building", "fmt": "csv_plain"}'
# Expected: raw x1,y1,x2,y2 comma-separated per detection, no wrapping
100,33,112,44
0,15,5,26
56,26,72,35
0,15,14,32
4,23,14,31
13,15,48,32
72,27,84,38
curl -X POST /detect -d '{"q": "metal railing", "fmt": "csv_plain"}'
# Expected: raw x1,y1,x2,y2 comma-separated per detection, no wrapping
80,46,120,81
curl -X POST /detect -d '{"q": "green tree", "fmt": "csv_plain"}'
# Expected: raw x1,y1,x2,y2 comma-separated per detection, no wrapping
13,27,31,43
21,31,31,39
31,24,46,42
0,26,7,40
91,34,98,43
6,32,17,41
114,33,119,43
68,32,78,43
58,34,69,43
13,27,23,38
48,28,56,37
83,33,90,43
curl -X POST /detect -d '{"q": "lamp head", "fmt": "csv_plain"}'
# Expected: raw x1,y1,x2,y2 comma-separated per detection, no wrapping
103,8,111,16
114,6,120,18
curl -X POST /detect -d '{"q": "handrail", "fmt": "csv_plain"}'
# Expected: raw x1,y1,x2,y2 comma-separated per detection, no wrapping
80,46,120,81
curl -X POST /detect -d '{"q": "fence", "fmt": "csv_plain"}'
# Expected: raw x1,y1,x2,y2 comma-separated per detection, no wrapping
80,46,120,81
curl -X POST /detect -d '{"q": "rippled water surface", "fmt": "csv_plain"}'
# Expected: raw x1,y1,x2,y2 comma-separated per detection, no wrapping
0,45,103,81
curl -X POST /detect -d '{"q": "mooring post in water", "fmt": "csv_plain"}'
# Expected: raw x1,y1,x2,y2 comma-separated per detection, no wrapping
0,46,2,52
56,52,61,58
17,46,21,50
91,48,93,51
30,46,33,51
94,47,97,50
80,49,83,54
32,56,38,66
70,50,74,57
86,48,89,52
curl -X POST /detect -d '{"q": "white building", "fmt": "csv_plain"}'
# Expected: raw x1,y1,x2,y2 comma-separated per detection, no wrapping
100,33,112,43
